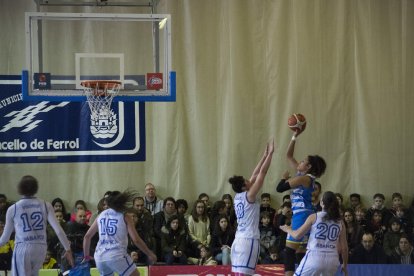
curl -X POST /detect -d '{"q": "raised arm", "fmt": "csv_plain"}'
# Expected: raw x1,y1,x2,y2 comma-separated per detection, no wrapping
247,140,275,202
286,131,301,169
249,144,269,184
279,213,316,240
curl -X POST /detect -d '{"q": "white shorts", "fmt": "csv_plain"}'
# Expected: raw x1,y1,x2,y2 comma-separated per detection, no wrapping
95,254,137,276
295,250,340,276
231,237,260,275
12,243,47,276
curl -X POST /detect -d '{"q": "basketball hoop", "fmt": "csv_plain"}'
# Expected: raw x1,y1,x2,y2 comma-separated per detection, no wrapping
81,80,121,115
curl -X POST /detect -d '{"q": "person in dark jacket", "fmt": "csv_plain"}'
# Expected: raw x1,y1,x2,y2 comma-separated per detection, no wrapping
390,234,414,264
349,232,388,264
161,215,188,265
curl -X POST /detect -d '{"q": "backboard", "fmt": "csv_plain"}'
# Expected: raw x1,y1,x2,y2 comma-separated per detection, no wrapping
22,12,175,102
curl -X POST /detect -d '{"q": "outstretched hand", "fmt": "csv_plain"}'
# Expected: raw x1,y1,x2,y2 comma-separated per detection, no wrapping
267,139,275,155
279,224,291,234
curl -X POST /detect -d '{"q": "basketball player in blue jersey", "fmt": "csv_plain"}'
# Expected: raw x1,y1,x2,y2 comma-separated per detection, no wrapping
280,191,348,276
83,190,157,276
229,140,274,276
0,175,74,276
276,131,326,276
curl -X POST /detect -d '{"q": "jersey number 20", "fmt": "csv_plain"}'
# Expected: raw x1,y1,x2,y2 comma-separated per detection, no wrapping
315,223,340,241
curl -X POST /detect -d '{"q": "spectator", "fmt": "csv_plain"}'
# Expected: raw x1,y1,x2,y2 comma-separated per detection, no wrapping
198,193,211,216
259,211,277,259
393,206,411,233
261,246,283,264
273,202,292,252
51,198,70,222
260,193,276,219
390,193,405,216
176,199,189,222
355,207,368,230
349,193,363,211
210,214,234,265
221,194,237,228
335,193,344,207
390,234,414,264
209,200,227,232
311,182,322,212
188,200,211,257
343,208,363,256
70,200,92,225
0,219,13,271
66,209,90,259
42,250,58,269
366,209,386,246
349,232,388,264
161,215,188,265
366,193,392,225
383,217,403,256
144,183,163,216
188,245,217,265
0,195,12,222
89,197,108,226
153,197,187,260
130,250,140,265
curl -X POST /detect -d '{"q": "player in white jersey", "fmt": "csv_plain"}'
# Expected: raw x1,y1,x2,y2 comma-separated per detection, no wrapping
229,140,274,276
83,190,156,276
0,175,74,276
280,191,348,276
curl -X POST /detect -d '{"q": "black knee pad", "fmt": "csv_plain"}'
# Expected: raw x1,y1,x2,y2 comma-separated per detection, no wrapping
283,247,296,272
296,252,305,264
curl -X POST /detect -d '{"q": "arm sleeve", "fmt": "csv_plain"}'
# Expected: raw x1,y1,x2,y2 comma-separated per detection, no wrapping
276,179,291,193
46,202,71,251
0,206,16,247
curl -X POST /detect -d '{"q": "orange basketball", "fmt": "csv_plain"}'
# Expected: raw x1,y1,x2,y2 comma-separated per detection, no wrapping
288,113,307,133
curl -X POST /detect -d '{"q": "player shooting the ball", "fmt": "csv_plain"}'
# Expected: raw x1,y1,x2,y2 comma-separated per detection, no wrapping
276,122,326,276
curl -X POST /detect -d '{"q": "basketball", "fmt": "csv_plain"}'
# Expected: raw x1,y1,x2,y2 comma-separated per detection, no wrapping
288,113,307,133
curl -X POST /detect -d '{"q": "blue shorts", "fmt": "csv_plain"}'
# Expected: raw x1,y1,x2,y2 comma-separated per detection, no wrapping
287,210,313,245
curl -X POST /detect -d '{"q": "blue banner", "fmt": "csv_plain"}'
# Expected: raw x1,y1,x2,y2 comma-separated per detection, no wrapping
0,75,145,163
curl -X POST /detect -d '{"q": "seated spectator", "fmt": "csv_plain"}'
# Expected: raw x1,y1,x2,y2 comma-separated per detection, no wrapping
343,208,363,256
130,251,140,265
42,250,58,269
51,197,70,222
161,215,188,265
259,211,277,259
188,245,217,265
210,214,234,265
349,193,363,211
390,234,414,264
261,246,283,264
366,209,386,246
390,192,405,216
143,183,163,216
66,209,90,257
70,200,92,225
176,199,189,222
260,193,276,219
355,207,368,230
273,202,291,251
221,194,237,228
209,200,227,232
0,219,13,271
198,193,212,216
89,197,108,226
366,193,392,225
188,200,211,257
153,197,187,260
394,205,411,233
47,210,68,259
349,232,388,264
383,217,403,256
311,182,322,212
0,195,12,222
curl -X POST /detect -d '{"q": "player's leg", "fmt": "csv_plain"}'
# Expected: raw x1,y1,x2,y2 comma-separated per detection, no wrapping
231,238,260,276
283,243,298,276
12,243,47,276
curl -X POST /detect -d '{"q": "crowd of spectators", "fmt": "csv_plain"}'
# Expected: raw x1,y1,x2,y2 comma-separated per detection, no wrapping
1,184,414,271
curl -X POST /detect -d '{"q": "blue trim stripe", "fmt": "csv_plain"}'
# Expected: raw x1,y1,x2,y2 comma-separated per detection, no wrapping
294,250,310,276
120,255,134,276
13,243,19,276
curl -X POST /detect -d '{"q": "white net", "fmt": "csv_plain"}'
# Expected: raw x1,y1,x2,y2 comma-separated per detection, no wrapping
81,81,121,116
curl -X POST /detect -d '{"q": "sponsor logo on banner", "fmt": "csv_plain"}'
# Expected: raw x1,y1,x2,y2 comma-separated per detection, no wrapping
0,75,145,163
146,73,163,90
